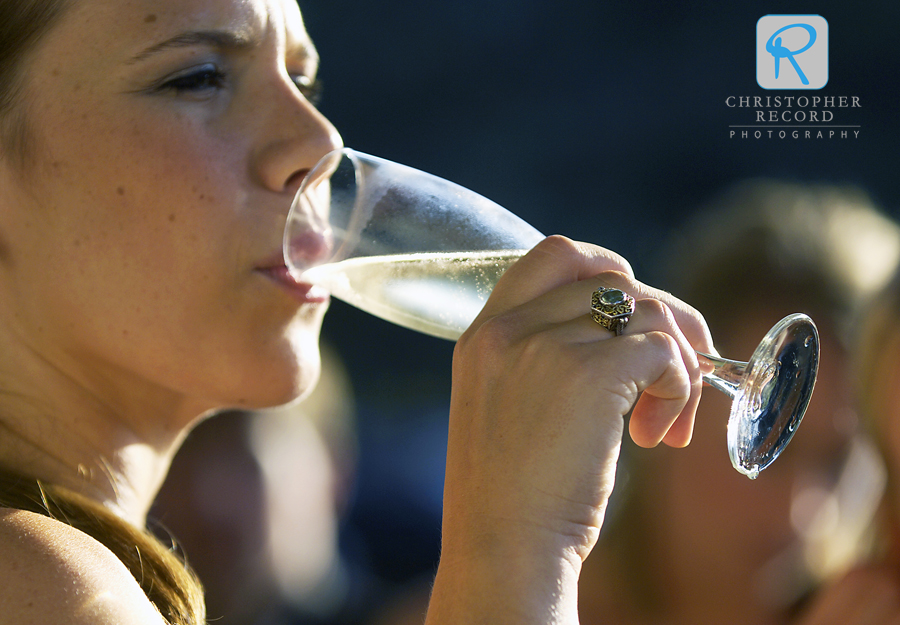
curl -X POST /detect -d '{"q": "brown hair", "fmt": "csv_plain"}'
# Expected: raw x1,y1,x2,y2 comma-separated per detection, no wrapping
854,268,900,456
0,2,207,622
0,0,69,161
0,470,206,624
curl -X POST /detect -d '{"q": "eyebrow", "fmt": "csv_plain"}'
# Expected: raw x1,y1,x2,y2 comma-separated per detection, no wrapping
127,30,256,64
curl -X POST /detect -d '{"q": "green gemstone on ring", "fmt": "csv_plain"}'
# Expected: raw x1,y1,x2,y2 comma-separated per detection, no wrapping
599,289,627,306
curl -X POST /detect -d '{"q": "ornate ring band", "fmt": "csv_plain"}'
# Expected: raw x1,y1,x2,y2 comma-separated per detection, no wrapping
590,287,636,336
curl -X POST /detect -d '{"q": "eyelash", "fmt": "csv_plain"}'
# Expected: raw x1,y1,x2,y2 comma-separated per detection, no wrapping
292,75,323,107
158,64,323,106
160,65,227,95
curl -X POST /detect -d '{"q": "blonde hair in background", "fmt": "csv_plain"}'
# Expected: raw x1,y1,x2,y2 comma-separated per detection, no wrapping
665,179,900,588
854,267,900,477
659,179,900,343
594,179,900,619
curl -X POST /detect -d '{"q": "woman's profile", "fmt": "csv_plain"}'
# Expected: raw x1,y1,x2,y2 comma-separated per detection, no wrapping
0,1,715,623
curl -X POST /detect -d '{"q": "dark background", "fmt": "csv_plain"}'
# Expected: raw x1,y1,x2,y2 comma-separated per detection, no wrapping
298,0,899,403
294,0,900,585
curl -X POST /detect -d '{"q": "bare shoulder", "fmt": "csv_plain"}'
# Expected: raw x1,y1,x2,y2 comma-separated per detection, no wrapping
0,507,166,624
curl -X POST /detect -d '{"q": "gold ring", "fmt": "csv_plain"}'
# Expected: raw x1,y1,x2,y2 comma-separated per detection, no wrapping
590,287,635,336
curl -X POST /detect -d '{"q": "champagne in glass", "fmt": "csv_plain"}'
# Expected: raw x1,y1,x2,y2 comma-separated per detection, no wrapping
302,250,528,340
284,148,818,478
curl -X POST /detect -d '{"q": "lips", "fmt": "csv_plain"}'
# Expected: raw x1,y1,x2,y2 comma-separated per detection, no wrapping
256,172,333,303
257,263,330,304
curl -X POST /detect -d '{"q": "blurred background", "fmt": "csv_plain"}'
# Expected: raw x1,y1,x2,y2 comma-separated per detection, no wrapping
154,1,900,623
301,0,900,411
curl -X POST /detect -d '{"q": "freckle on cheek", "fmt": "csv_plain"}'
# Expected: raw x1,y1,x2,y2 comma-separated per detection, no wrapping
168,214,176,223
144,14,157,23
117,187,125,196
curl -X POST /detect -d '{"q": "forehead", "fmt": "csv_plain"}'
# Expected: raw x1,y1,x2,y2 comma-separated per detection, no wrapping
41,0,311,62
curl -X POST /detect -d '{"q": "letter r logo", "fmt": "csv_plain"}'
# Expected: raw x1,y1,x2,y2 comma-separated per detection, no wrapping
757,15,828,89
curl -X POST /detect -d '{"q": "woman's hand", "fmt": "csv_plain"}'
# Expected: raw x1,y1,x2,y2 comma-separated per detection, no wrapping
427,236,715,624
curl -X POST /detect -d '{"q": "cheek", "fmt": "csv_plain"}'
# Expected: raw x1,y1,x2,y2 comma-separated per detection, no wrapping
42,115,241,271
42,89,238,210
12,127,235,351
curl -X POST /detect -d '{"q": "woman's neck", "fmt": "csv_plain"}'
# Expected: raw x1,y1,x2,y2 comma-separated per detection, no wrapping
0,406,186,526
0,346,210,526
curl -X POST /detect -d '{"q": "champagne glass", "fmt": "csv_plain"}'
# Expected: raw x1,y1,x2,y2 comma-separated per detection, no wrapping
284,148,819,479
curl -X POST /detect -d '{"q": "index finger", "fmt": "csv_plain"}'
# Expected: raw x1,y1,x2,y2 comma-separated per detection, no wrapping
481,235,633,315
479,237,717,355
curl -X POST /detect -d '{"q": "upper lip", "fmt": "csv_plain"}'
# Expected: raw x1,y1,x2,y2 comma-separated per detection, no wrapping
255,252,315,292
255,168,323,274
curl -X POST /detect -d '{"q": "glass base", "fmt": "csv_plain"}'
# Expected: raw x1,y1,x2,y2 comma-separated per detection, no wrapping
727,313,819,478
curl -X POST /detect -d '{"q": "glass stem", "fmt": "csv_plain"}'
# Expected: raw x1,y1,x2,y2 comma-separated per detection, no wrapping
696,351,747,398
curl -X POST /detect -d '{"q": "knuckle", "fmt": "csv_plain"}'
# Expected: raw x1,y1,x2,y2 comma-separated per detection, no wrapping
591,270,634,291
644,329,680,355
669,299,713,345
589,246,634,277
531,235,589,269
456,312,518,362
536,234,581,256
640,298,676,327
586,248,634,278
533,235,634,277
639,297,668,317
693,312,715,344
517,332,559,371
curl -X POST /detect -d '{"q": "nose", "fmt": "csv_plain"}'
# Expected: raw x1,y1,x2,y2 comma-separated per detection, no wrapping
251,77,343,196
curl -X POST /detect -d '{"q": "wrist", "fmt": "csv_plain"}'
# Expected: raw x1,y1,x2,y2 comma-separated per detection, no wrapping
426,523,584,625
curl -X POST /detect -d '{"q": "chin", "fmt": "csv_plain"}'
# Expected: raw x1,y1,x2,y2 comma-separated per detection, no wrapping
285,350,323,405
222,360,320,412
254,321,324,409
212,306,327,410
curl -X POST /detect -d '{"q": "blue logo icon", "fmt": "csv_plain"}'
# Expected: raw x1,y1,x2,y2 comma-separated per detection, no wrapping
757,15,828,90
766,23,816,85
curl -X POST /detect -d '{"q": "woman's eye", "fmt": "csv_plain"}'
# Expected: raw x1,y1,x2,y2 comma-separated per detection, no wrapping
291,74,323,106
159,65,227,95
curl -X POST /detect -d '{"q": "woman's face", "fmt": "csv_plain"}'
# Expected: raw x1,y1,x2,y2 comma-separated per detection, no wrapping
0,0,341,421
